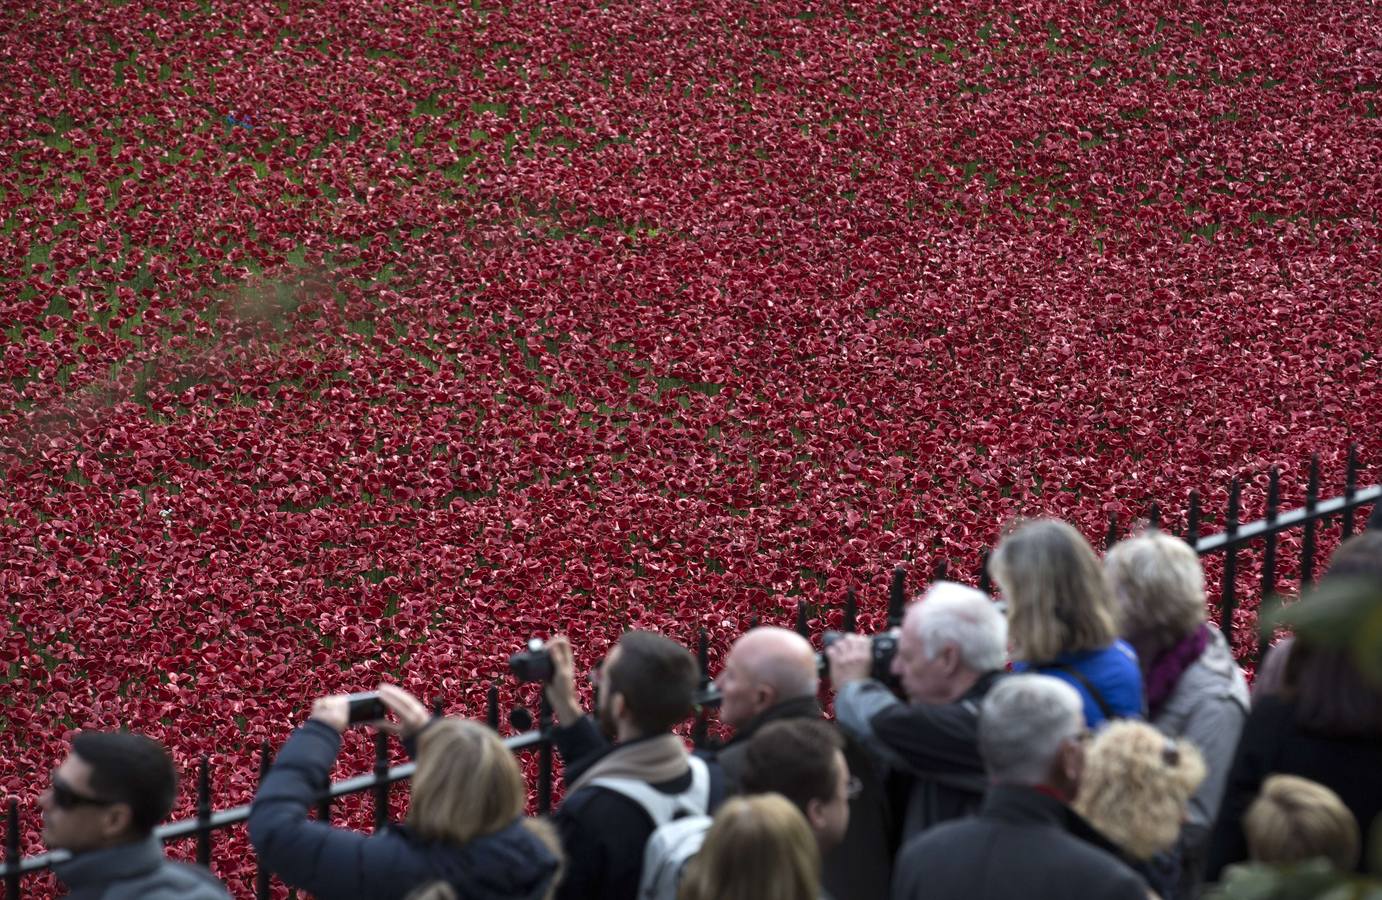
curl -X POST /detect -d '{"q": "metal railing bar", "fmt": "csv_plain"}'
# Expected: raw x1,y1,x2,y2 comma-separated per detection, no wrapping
1192,487,1380,555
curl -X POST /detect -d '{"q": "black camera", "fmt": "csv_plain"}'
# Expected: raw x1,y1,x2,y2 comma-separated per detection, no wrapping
819,628,901,683
509,638,554,683
345,691,387,725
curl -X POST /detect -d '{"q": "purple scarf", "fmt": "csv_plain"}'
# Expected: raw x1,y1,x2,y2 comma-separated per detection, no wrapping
1146,624,1212,717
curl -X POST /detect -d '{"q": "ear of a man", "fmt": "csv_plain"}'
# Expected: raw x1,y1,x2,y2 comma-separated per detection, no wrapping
101,803,135,843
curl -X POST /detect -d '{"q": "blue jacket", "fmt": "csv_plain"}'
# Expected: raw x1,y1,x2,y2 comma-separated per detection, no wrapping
1013,641,1144,727
249,720,560,900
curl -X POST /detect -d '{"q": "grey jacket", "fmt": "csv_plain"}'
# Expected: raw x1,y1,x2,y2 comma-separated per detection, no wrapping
1152,627,1250,887
52,836,230,900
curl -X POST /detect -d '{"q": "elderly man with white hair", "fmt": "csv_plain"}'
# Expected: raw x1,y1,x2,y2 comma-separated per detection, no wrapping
714,626,893,900
892,675,1147,900
827,581,1009,841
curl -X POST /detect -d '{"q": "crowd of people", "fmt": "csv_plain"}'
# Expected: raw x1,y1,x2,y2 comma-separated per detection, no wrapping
34,519,1382,899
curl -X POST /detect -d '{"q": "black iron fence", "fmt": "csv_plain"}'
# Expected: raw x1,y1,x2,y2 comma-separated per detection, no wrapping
3,451,1378,899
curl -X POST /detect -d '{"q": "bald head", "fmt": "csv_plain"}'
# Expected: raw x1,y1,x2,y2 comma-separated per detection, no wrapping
719,627,820,730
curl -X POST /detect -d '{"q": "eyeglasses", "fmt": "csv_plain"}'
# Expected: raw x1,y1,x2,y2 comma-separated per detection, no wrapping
846,776,864,801
49,773,116,810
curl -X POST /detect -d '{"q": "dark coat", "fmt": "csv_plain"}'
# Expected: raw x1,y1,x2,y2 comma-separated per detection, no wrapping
52,836,229,900
714,695,897,900
1206,694,1382,879
551,716,728,900
869,671,1003,837
891,784,1148,900
248,721,560,900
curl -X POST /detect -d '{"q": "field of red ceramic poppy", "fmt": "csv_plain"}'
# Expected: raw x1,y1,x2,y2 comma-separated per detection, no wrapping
2,0,1380,893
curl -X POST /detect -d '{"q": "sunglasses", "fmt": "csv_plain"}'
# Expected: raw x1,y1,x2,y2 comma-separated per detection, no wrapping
50,773,116,810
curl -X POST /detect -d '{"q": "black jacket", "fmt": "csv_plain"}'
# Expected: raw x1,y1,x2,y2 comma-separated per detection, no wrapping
551,716,727,900
248,721,560,900
861,671,1003,838
714,696,897,900
1206,694,1382,879
891,784,1148,900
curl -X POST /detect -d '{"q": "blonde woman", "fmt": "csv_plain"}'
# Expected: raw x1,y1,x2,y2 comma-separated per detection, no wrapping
991,519,1143,725
678,794,820,900
249,684,562,900
1105,531,1248,890
1075,721,1206,898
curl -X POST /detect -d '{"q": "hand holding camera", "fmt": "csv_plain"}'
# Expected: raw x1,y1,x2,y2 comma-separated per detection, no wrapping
824,633,877,685
308,685,431,737
509,635,585,726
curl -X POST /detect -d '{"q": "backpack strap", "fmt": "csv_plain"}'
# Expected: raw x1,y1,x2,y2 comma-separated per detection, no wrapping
589,756,711,826
1051,664,1119,722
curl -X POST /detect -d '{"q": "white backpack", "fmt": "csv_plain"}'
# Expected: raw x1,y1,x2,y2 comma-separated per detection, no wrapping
588,756,712,900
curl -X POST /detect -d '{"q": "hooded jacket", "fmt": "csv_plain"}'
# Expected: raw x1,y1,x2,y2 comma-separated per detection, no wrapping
248,720,560,900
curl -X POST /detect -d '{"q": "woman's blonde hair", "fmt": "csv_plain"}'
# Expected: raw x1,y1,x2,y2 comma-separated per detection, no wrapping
1074,720,1206,860
678,794,820,900
1105,531,1206,651
407,718,525,844
1243,775,1360,870
991,519,1118,662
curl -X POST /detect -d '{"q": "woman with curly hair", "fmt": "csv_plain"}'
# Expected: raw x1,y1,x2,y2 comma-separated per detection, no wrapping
1074,720,1206,898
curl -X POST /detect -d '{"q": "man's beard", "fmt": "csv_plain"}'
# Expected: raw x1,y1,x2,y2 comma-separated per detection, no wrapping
596,696,618,742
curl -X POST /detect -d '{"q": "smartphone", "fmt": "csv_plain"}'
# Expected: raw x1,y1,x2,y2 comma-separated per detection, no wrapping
345,691,387,725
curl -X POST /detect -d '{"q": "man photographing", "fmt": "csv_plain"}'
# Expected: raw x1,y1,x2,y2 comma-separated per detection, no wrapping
542,631,726,900
827,580,1008,842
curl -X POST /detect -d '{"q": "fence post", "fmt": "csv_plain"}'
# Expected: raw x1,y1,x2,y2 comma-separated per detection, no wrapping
1261,467,1280,602
1185,490,1201,546
257,742,271,900
795,600,809,638
1105,511,1119,550
932,559,949,583
537,695,553,815
372,732,390,832
978,550,992,595
487,685,500,732
1147,501,1161,530
6,797,19,900
1220,478,1242,649
842,588,857,633
887,565,906,629
692,628,711,748
196,755,212,867
1301,454,1320,586
432,697,444,718
1343,444,1359,538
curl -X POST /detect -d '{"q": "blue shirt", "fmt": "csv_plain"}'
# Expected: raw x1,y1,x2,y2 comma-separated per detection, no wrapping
1013,641,1144,727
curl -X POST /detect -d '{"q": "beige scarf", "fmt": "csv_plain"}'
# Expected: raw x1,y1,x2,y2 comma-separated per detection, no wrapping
569,733,691,794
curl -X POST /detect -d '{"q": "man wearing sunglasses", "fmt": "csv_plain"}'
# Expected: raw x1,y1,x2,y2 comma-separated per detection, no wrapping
41,731,229,899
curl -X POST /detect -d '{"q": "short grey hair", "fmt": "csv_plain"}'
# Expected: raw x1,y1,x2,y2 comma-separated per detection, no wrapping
1105,532,1206,651
905,581,1008,672
979,675,1085,785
